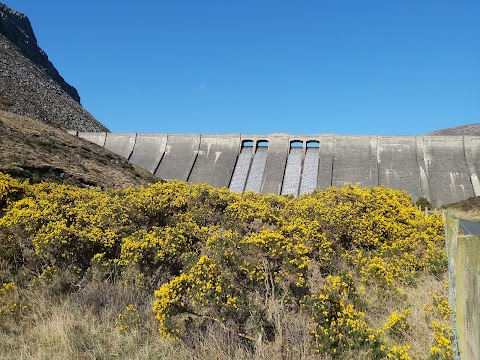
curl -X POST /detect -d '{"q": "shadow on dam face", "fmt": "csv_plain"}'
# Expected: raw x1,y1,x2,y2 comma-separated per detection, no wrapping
74,132,480,208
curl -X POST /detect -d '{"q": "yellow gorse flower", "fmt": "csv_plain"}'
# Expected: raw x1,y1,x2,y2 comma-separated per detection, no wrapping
0,172,450,357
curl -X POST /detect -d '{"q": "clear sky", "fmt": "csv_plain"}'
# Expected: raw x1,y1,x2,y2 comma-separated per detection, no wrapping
4,0,480,135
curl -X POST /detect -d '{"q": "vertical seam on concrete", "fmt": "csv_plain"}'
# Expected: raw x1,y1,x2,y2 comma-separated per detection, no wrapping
280,143,292,195
416,136,430,200
316,136,334,190
422,137,431,200
280,141,290,195
375,135,380,187
152,134,168,176
227,135,242,189
259,141,269,194
297,143,307,196
127,133,137,161
415,136,422,197
186,134,202,182
100,132,107,148
330,136,335,187
280,146,288,195
297,142,307,195
275,138,289,196
463,136,480,197
316,141,320,190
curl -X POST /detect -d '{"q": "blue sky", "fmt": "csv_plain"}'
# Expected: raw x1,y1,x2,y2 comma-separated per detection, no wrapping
5,0,480,135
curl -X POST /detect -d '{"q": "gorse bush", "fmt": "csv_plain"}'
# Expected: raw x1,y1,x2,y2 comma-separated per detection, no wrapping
416,197,433,211
0,172,452,359
0,172,27,211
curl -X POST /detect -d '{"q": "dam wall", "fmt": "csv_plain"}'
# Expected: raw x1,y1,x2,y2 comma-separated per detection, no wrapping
74,132,480,207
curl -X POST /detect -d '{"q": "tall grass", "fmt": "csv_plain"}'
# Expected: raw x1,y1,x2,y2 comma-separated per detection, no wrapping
0,274,445,360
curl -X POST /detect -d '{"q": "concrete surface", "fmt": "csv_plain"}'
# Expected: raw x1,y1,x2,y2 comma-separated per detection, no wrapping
244,144,268,193
282,146,304,196
260,134,289,195
299,145,320,195
188,135,240,188
229,143,254,193
78,132,107,147
464,136,480,197
332,136,378,188
155,134,200,181
377,136,422,200
104,133,136,160
74,132,480,207
317,135,334,190
422,137,474,207
129,134,167,174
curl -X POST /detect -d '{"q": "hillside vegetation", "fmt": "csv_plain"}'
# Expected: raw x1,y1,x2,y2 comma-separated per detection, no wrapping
428,123,480,136
441,196,480,222
0,173,452,359
0,110,156,188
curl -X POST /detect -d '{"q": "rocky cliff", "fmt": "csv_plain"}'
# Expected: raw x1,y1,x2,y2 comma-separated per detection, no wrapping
0,3,108,132
0,2,80,103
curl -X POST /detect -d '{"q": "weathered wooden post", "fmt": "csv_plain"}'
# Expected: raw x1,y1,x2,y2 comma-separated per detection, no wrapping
455,235,480,360
445,214,460,359
446,213,480,360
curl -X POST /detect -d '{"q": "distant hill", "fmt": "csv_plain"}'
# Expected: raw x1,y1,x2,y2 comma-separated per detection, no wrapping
0,3,108,132
442,195,480,222
428,123,480,136
0,110,156,188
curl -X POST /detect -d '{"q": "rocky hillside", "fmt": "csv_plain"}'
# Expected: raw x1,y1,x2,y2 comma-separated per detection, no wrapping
428,123,480,136
0,2,80,102
0,110,156,188
0,3,108,132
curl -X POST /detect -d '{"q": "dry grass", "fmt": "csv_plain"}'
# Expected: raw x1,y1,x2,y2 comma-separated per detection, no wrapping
0,285,313,360
361,273,447,360
0,274,446,360
0,110,157,189
0,285,315,360
441,208,480,222
441,196,480,221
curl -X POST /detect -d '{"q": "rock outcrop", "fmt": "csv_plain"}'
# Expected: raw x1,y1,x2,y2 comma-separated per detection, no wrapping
0,2,80,103
0,3,108,132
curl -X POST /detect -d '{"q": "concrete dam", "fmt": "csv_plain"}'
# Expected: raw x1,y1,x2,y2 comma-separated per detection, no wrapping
69,131,480,207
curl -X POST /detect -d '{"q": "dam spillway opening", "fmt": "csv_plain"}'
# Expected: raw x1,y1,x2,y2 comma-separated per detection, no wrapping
69,131,480,208
243,140,269,193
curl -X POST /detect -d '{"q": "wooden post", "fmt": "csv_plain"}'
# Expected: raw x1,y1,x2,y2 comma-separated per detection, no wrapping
445,214,459,309
455,235,480,360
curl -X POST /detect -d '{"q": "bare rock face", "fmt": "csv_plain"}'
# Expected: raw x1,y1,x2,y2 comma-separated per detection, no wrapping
0,34,108,131
0,2,80,103
428,123,480,136
0,3,108,132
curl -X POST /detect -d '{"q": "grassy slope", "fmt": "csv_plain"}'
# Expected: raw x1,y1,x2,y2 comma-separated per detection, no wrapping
0,275,445,360
442,196,480,222
0,110,157,188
